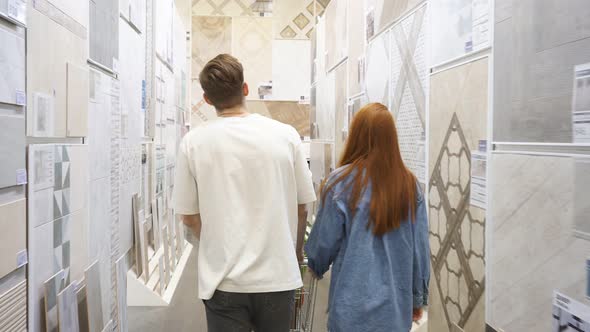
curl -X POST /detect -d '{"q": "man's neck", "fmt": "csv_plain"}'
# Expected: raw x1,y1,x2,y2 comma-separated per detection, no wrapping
217,105,250,118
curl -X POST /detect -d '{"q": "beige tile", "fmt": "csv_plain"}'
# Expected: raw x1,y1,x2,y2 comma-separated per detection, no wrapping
0,199,26,280
66,63,89,137
191,16,232,77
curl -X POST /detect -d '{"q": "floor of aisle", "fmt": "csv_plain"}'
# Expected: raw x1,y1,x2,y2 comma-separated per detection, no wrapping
127,239,332,332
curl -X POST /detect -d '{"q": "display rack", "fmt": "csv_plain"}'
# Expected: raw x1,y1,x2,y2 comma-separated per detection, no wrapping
127,242,193,307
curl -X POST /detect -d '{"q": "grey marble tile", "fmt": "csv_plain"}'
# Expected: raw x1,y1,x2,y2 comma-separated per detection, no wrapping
493,0,590,142
489,153,590,330
0,21,25,106
84,260,104,332
44,270,66,332
0,112,25,189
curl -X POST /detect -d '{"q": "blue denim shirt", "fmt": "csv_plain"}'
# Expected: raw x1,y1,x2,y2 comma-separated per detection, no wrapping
305,169,430,332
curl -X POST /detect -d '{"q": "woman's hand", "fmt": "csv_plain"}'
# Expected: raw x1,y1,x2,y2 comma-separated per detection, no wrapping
412,308,423,322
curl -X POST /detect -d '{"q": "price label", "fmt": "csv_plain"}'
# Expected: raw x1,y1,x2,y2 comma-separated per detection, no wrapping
16,169,27,185
15,90,26,106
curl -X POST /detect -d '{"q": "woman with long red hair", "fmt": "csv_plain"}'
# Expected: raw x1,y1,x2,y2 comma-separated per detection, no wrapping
305,103,430,332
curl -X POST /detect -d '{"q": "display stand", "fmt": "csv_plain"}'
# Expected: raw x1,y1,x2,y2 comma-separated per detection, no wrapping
126,242,193,306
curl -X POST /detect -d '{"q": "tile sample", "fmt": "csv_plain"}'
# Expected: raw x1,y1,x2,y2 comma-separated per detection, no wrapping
324,0,348,71
365,0,422,36
271,40,311,101
347,0,366,96
85,261,104,332
132,195,143,278
158,256,165,295
121,0,145,32
273,0,315,40
310,142,335,187
0,110,26,189
0,276,27,331
0,0,26,25
140,221,150,282
333,63,348,160
493,0,590,142
57,282,80,332
431,0,490,65
191,16,232,78
88,177,112,326
42,0,88,28
155,0,173,65
88,69,112,181
27,1,88,137
162,226,171,286
315,69,336,141
0,21,25,106
365,30,390,106
0,198,26,280
44,270,66,332
390,4,427,182
246,100,311,137
232,17,272,100
428,58,489,332
115,256,128,332
89,0,119,70
489,154,590,331
66,63,89,137
192,0,255,16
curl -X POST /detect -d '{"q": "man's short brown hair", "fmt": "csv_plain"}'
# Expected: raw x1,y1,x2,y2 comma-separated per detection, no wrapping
199,54,245,110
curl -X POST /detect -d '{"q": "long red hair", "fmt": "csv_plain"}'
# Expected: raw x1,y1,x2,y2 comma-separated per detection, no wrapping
322,103,418,235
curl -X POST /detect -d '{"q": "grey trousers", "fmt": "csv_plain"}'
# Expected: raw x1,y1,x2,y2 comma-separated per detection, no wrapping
203,290,295,332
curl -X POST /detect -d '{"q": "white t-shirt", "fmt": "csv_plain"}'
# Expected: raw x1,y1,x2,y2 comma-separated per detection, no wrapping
173,114,316,300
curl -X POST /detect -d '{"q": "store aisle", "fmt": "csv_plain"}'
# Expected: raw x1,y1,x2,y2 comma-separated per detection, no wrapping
128,241,207,331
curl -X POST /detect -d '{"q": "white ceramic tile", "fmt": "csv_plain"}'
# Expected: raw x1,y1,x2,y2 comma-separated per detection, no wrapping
0,198,26,280
66,62,89,137
272,40,311,101
325,0,348,71
88,70,112,181
0,21,25,106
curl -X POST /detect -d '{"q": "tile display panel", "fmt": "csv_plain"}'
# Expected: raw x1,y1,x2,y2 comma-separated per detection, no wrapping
0,108,25,189
191,16,232,78
28,144,89,332
365,0,422,36
333,62,348,161
365,29,390,106
0,277,27,331
493,0,590,143
347,0,366,96
390,4,427,183
88,69,112,182
315,69,336,141
155,0,173,66
0,20,25,106
44,270,66,332
232,17,272,100
489,153,590,331
90,0,119,70
272,40,311,102
121,0,145,32
324,0,347,71
27,3,88,137
431,0,490,66
273,0,315,40
0,0,26,25
0,199,26,280
88,177,112,327
246,100,311,138
428,58,488,332
192,0,255,16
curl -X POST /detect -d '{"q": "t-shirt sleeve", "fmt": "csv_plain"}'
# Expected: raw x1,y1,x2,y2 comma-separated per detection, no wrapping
294,140,317,205
173,138,200,215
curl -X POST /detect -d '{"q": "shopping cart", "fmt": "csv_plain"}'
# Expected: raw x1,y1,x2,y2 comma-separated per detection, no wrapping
290,259,319,332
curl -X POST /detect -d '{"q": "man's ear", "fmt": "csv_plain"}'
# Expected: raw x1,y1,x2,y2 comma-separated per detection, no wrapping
203,93,214,106
243,83,249,97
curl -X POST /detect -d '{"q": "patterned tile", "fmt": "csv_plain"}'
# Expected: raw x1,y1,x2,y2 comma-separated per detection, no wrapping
192,0,255,16
390,4,427,182
274,0,316,40
191,16,232,77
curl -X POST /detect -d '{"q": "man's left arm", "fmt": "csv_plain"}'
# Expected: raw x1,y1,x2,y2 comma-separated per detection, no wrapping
173,138,201,235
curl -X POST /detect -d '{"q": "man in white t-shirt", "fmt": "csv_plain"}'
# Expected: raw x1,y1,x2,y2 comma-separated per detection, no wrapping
173,54,316,332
